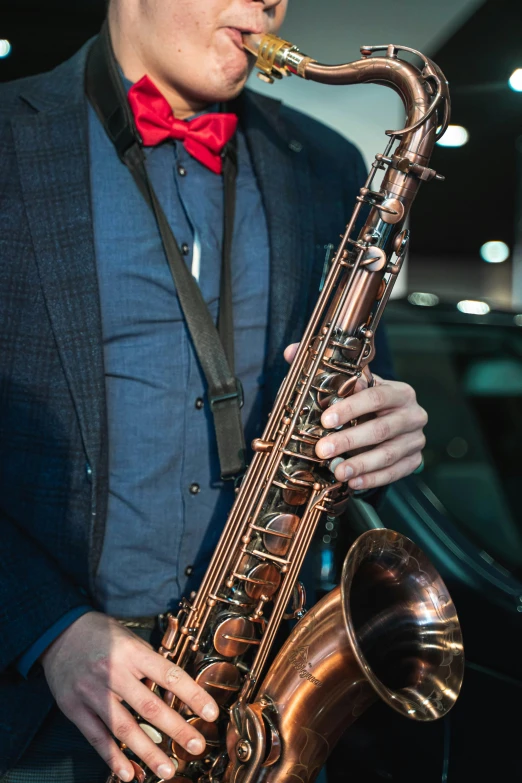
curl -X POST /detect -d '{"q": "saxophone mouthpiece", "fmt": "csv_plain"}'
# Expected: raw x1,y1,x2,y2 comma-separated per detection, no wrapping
241,32,264,57
242,33,312,83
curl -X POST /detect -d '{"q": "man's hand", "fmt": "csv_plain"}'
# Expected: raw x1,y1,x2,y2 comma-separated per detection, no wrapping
284,343,427,491
40,612,219,782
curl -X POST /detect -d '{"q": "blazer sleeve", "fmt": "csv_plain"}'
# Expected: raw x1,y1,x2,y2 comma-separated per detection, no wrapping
17,606,93,678
0,512,93,673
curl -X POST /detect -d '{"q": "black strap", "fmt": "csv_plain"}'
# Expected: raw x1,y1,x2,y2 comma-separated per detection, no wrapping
85,22,246,479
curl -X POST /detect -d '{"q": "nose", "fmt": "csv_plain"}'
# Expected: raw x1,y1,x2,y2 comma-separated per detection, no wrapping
251,0,284,7
248,0,287,26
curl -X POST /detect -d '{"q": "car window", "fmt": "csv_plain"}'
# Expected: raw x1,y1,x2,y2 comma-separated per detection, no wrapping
386,314,522,575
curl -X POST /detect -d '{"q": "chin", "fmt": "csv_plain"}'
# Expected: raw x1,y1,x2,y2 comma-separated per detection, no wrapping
199,67,249,104
213,44,250,98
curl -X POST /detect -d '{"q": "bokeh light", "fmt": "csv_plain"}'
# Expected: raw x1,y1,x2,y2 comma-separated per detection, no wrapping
0,40,12,58
457,300,490,315
480,241,510,263
408,292,440,307
508,68,522,92
436,125,470,148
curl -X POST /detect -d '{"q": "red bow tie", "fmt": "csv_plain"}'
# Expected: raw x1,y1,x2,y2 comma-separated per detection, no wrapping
127,75,238,175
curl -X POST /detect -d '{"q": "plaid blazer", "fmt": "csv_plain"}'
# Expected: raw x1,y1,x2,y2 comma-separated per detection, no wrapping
0,38,392,770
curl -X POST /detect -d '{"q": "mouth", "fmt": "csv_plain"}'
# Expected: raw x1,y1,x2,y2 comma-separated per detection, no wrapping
224,27,264,52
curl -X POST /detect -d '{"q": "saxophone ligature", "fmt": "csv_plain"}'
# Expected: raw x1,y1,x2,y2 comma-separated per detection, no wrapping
109,34,463,783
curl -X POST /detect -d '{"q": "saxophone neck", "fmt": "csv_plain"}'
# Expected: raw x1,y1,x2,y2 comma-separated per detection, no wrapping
243,34,451,156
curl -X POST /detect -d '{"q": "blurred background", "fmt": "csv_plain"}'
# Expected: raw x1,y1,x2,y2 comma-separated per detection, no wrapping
2,0,522,781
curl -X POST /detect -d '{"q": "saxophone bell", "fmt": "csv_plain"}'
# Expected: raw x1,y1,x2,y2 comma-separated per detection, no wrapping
226,529,464,783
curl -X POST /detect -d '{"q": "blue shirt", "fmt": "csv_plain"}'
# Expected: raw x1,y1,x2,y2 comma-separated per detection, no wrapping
18,90,270,675
92,107,270,615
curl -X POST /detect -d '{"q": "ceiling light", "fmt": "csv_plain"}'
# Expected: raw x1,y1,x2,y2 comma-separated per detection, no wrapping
509,68,522,92
480,241,510,263
436,125,469,148
0,40,11,58
457,300,490,315
408,292,440,307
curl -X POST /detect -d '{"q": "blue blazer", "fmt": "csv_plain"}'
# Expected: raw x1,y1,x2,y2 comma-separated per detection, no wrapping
0,38,393,770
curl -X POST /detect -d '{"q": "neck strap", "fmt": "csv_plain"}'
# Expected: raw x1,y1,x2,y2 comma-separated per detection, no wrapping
85,21,246,479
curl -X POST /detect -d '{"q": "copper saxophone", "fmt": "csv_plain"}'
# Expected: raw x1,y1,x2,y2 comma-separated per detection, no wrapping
110,35,464,783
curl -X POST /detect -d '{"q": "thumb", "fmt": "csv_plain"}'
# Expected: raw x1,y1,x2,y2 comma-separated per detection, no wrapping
284,342,300,364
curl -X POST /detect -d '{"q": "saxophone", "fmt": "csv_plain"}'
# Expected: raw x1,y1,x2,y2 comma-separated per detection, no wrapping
110,35,464,783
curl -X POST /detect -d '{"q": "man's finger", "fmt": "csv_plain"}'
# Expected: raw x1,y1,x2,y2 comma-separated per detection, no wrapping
94,695,180,780
121,676,211,754
342,452,424,491
331,432,425,483
321,383,410,429
284,342,300,364
73,706,135,782
316,409,419,460
139,655,219,724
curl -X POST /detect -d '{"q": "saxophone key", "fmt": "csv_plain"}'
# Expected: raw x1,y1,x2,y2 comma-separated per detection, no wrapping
213,616,258,657
262,512,299,557
235,563,281,599
195,661,242,706
251,438,273,453
281,469,314,505
129,761,146,783
138,723,163,744
172,717,219,762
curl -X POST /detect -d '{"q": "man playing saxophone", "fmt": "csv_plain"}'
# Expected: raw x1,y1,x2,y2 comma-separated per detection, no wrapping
0,1,427,781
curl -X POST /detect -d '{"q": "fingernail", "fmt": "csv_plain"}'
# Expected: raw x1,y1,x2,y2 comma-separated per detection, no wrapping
322,412,339,428
343,465,354,480
350,477,363,489
188,738,205,755
319,441,334,457
202,704,218,721
158,763,175,779
118,770,133,783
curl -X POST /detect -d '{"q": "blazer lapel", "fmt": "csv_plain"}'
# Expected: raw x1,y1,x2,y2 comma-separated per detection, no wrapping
12,44,107,477
238,89,315,400
11,69,315,466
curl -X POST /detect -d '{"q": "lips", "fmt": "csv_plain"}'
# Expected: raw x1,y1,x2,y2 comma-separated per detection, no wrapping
224,26,265,51
225,27,245,49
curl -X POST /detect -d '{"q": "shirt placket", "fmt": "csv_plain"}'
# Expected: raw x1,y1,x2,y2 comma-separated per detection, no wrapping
172,143,222,595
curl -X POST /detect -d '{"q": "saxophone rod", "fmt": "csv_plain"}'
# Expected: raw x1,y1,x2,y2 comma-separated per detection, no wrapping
184,189,368,627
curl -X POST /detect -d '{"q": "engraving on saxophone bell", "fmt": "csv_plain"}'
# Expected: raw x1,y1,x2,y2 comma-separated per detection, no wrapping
287,646,323,687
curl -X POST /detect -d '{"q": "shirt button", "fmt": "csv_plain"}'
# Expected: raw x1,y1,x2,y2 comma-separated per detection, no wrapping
177,164,187,177
181,243,190,256
86,462,92,480
195,397,204,410
189,483,200,495
185,565,194,576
